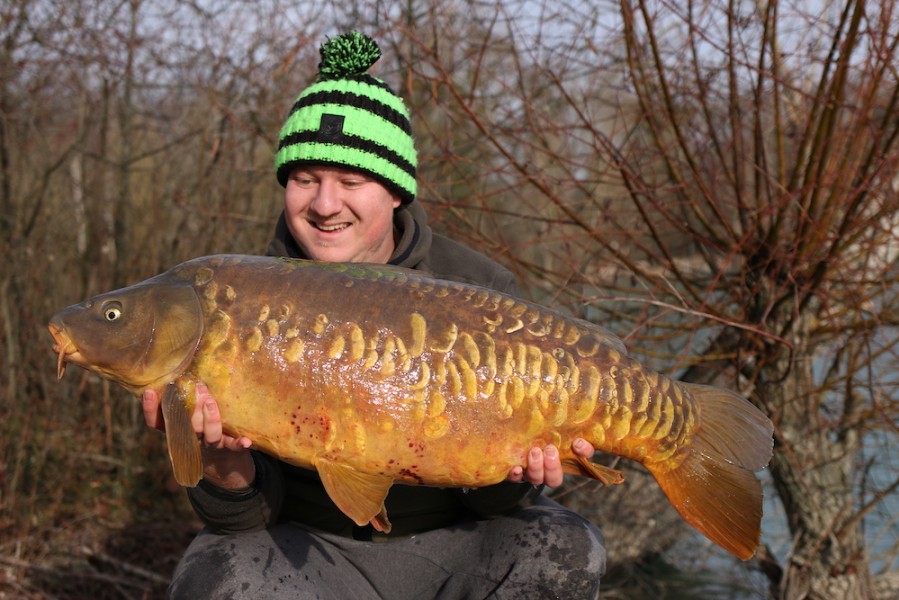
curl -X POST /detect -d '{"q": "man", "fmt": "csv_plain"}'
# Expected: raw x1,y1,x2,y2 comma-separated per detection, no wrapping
143,32,605,599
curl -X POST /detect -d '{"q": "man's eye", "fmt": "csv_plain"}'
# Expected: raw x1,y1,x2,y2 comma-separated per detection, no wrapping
290,173,315,186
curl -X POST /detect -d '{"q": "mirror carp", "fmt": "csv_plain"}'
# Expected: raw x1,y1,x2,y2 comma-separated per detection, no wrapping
48,254,773,559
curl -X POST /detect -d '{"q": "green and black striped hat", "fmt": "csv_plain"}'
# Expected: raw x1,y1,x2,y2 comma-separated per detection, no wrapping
275,31,417,204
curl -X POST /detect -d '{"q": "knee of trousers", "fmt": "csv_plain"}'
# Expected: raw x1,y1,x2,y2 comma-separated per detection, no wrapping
543,509,607,579
167,526,321,599
507,514,606,599
500,499,607,582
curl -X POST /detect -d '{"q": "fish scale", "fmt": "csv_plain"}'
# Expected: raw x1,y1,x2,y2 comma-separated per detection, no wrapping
48,254,773,560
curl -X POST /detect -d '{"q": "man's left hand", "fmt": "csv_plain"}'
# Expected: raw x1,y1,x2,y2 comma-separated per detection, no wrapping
506,438,595,488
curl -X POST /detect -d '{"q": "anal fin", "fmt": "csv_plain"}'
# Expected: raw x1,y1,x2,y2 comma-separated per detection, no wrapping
562,456,625,486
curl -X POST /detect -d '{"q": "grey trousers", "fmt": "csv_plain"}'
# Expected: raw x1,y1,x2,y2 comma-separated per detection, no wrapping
167,495,605,599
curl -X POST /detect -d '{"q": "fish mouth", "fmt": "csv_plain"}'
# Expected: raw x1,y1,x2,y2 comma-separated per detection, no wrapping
47,322,81,380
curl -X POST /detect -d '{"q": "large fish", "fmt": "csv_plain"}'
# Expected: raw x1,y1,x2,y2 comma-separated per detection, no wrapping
48,255,773,559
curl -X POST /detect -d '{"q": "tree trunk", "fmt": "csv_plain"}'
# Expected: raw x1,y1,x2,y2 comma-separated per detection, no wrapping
758,336,874,599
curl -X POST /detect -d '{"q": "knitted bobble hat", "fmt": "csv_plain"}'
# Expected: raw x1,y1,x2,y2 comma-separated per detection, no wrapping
275,31,417,204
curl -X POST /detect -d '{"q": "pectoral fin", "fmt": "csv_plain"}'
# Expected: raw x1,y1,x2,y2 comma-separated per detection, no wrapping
562,456,625,486
314,458,394,533
160,383,203,487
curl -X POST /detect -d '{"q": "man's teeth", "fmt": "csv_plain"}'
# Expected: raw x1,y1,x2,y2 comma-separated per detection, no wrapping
316,223,348,232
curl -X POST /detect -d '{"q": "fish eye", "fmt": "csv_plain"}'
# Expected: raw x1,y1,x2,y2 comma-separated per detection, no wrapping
102,301,123,322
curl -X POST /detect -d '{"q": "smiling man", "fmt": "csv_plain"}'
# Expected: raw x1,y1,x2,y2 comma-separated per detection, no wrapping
144,32,607,599
282,166,400,264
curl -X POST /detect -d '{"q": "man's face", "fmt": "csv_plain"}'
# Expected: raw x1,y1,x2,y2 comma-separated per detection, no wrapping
284,166,401,264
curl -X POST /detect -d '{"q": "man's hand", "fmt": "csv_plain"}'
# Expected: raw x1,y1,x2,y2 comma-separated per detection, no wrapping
141,383,255,489
506,438,595,488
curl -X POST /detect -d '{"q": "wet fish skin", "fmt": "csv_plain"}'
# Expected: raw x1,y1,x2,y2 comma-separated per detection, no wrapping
48,254,774,559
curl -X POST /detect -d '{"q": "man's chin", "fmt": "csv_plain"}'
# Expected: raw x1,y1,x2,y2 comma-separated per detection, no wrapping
306,244,359,264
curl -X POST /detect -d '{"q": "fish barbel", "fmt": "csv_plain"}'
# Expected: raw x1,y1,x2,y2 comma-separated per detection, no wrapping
48,255,773,559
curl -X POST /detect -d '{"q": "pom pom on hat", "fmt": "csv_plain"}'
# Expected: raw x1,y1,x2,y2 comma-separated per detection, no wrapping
318,32,382,79
275,31,417,204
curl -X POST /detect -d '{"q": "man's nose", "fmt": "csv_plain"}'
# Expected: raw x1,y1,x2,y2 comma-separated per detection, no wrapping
310,179,341,215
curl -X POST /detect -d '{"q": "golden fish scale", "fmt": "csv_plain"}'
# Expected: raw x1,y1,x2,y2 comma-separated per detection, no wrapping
178,257,697,485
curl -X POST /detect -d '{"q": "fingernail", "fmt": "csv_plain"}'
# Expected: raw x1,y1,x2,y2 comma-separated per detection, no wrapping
573,438,584,450
546,445,558,459
530,448,541,459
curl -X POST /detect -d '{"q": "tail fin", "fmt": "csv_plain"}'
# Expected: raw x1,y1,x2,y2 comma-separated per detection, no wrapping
648,384,774,560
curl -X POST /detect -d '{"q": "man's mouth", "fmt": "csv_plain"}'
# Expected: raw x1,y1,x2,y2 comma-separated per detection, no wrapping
311,222,350,233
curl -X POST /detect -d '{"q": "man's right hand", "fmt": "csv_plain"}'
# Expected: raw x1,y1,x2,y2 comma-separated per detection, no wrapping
142,383,256,490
